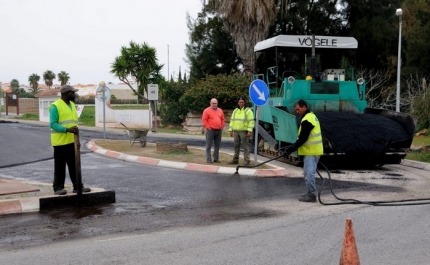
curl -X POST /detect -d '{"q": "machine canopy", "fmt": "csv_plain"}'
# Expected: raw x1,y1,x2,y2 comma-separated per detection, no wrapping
254,35,358,52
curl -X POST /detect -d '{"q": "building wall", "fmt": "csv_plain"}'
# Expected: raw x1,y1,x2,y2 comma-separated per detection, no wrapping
95,97,151,128
38,96,59,122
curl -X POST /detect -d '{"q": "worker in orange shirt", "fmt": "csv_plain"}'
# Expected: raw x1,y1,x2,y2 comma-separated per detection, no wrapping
202,98,225,163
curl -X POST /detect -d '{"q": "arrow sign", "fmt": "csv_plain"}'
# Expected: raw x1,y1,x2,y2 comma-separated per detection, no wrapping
249,79,269,106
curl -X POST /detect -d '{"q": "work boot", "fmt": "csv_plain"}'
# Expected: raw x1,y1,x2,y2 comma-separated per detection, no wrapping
73,187,91,193
213,160,221,163
54,189,67,195
298,194,316,203
228,160,238,165
244,161,250,166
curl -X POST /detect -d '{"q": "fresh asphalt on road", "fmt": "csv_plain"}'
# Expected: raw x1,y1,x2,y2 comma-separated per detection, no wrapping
0,119,309,248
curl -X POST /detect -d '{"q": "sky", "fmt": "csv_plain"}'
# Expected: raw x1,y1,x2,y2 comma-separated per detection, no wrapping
0,0,202,86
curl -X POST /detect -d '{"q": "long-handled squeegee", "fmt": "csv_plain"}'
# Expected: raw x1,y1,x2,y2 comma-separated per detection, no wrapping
39,132,116,210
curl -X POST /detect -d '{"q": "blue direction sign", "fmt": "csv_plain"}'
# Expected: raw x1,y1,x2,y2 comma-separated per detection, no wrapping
249,79,269,106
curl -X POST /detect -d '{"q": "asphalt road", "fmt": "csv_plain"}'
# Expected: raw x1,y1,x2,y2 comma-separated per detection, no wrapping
1,120,430,264
0,120,232,168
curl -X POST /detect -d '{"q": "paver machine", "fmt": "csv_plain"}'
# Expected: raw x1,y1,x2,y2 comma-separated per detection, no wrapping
252,35,417,166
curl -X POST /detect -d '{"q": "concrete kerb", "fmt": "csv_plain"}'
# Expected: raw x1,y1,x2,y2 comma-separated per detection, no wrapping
86,139,290,177
401,159,430,171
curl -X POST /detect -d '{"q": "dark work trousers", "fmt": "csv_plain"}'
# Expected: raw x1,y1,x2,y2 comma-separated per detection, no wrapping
53,143,79,191
205,129,222,162
233,131,250,163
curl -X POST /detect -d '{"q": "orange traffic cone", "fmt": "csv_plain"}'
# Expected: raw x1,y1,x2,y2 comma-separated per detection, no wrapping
339,218,360,265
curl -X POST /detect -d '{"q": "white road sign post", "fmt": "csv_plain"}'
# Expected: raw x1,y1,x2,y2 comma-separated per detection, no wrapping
97,81,111,139
147,84,159,132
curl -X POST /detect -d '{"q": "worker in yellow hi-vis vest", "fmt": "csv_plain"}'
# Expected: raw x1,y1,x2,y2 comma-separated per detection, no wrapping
49,85,91,196
228,97,255,165
284,99,323,203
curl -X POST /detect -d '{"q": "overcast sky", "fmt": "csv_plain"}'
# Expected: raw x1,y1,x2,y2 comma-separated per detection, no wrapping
0,0,202,86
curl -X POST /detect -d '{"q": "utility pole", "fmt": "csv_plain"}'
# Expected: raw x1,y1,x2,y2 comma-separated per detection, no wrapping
167,44,170,80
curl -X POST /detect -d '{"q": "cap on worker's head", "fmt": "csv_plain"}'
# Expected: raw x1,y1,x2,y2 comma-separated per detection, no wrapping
60,85,78,94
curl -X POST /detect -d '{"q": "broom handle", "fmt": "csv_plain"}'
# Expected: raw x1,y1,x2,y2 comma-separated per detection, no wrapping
74,133,82,197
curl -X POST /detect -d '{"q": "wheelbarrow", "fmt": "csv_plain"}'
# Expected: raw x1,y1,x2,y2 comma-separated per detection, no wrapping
120,123,148,147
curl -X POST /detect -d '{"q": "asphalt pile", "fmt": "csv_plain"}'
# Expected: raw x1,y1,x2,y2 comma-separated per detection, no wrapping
316,112,411,153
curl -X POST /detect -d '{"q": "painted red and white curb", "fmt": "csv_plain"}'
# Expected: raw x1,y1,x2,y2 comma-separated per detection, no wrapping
86,140,290,177
0,197,40,215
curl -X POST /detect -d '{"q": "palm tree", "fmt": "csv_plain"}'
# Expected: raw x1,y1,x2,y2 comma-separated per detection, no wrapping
10,79,20,94
43,70,56,89
215,0,277,75
110,41,162,113
57,71,70,86
28,73,41,95
10,79,20,91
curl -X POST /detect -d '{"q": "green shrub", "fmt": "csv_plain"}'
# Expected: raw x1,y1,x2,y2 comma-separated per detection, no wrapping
110,98,148,104
179,73,251,112
410,78,430,131
75,95,95,104
19,92,35,98
160,81,189,125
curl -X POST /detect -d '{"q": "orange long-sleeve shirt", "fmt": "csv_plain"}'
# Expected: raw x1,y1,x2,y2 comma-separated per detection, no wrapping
202,107,225,130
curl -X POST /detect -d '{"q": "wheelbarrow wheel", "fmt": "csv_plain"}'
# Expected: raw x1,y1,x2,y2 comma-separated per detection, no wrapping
140,141,147,147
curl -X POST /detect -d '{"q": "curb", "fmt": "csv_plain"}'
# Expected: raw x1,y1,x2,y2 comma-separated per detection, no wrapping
86,140,290,177
401,159,430,171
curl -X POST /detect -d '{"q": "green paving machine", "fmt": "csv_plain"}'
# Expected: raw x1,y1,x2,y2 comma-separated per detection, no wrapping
252,35,417,166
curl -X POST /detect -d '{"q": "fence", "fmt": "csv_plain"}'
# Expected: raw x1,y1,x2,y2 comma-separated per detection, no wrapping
5,98,39,115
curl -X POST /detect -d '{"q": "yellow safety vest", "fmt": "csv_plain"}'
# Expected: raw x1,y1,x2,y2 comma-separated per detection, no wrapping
298,112,323,156
50,99,78,146
228,107,255,132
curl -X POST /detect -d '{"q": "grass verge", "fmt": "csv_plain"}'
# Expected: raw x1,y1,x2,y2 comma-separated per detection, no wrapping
94,140,274,169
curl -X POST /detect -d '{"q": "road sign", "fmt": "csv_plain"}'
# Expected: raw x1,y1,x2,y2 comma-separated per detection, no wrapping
147,84,159,100
249,80,269,106
96,86,111,102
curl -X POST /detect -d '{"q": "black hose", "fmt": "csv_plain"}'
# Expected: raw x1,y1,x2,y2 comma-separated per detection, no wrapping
234,153,285,174
316,161,430,206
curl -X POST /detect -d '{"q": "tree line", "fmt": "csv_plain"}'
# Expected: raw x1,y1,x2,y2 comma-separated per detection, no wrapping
7,70,71,97
182,0,429,129
108,0,429,130
186,0,429,80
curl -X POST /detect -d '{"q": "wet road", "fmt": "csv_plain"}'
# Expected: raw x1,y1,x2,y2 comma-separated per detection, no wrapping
0,153,307,248
1,121,430,264
0,121,301,249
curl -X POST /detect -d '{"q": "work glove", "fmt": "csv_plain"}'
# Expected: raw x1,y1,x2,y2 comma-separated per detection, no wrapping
280,146,294,157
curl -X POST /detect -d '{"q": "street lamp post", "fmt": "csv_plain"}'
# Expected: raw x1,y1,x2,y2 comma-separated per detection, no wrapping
396,8,403,112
